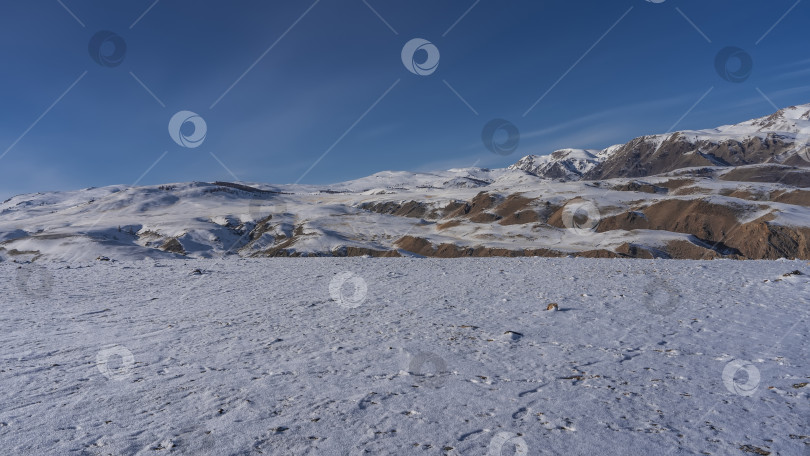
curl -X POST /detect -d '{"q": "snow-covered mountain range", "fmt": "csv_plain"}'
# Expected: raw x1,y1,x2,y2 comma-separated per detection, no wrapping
512,104,810,181
2,104,810,261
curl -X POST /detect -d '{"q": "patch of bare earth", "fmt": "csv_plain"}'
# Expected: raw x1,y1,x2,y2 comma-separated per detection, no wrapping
598,199,810,259
394,235,567,258
772,189,810,206
720,165,810,187
611,181,667,194
445,192,500,220
720,188,771,202
663,239,724,260
359,200,429,219
394,235,633,259
160,238,185,255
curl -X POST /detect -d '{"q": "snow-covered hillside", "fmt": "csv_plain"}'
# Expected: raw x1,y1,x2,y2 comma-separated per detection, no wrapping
2,103,810,262
512,103,810,181
683,103,810,144
2,258,807,455
584,103,810,180
1,163,809,261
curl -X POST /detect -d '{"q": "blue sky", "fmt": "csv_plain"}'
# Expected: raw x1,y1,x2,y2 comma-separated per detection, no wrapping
1,0,809,200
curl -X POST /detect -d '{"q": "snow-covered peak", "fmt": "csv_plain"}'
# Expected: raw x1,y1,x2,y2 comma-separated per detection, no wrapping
662,103,810,144
512,102,810,182
732,103,810,136
509,148,603,180
318,167,515,193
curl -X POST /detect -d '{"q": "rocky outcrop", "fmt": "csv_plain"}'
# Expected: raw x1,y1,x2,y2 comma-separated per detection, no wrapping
585,134,803,181
394,235,667,259
160,238,185,255
719,165,810,187
515,105,810,183
591,199,810,259
359,201,431,219
395,235,566,258
509,149,601,180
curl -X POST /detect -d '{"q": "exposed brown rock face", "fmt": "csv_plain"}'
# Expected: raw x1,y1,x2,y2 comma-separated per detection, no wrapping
395,235,567,258
332,246,401,257
657,178,695,190
441,201,468,216
592,199,810,259
721,188,771,202
596,199,746,256
160,238,185,255
663,239,725,260
359,201,430,219
436,220,463,230
394,235,666,259
602,199,744,238
391,220,810,260
499,210,540,226
433,192,555,227
490,194,542,225
359,195,533,221
445,192,500,219
615,243,656,259
546,198,597,230
725,217,810,260
719,165,810,187
583,135,713,180
584,134,809,181
611,182,667,194
773,190,810,206
248,224,303,257
469,212,501,223
493,194,533,217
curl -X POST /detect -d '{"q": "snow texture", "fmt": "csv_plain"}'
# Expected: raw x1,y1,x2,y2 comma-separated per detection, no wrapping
1,258,808,455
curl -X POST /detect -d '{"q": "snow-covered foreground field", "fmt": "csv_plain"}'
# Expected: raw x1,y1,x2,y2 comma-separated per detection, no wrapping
1,258,808,455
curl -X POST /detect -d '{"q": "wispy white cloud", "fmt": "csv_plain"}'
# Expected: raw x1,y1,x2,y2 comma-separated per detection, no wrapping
771,66,810,81
520,94,696,141
397,122,640,175
727,84,810,109
526,124,632,153
773,57,810,71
